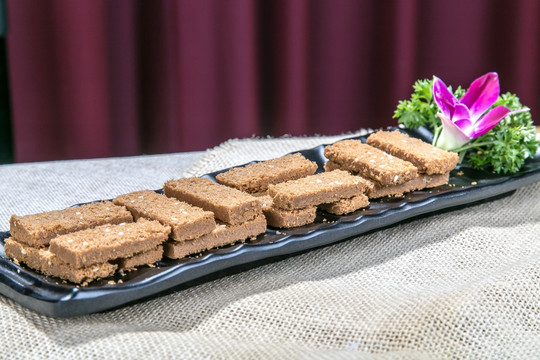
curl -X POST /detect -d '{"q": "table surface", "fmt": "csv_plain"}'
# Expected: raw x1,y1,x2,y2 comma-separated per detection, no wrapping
0,134,539,359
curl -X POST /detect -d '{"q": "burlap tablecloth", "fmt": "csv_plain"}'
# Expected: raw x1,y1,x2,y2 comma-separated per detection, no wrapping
1,134,539,359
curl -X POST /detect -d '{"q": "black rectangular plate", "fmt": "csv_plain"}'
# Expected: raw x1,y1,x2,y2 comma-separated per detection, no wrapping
1,128,539,317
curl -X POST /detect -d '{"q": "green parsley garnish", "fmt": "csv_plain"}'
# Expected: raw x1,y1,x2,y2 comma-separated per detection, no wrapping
393,79,538,174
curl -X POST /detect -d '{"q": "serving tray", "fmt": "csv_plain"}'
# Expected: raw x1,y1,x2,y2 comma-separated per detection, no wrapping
1,128,539,317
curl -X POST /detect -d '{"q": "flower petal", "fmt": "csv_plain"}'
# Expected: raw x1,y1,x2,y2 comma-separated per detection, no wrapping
435,113,471,150
433,76,458,119
470,106,529,138
460,72,500,122
452,103,471,123
454,118,474,137
470,105,510,138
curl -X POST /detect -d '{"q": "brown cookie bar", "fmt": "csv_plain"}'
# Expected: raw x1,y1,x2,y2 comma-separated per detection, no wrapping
216,153,318,193
366,130,458,174
319,194,369,215
323,159,341,173
4,238,117,284
325,160,449,198
164,215,267,259
424,172,450,188
49,218,170,268
368,172,450,198
324,161,376,190
9,201,133,248
324,140,418,186
258,195,316,228
115,245,164,270
268,170,370,210
114,190,215,242
163,177,262,225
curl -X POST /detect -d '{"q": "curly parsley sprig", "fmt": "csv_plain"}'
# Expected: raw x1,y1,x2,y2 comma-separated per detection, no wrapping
393,79,538,174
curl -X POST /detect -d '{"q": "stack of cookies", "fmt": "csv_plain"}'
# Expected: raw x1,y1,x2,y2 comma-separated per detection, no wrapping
267,169,372,218
4,201,170,284
215,153,321,227
215,153,373,225
366,130,458,189
324,130,458,198
161,178,267,259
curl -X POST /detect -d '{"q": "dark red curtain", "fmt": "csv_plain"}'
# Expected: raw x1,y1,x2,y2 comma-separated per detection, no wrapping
6,0,540,162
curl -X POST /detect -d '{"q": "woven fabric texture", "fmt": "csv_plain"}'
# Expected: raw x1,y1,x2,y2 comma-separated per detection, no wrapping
1,134,539,359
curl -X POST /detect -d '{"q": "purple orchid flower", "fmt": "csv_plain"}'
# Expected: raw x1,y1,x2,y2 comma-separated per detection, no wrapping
432,72,528,151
